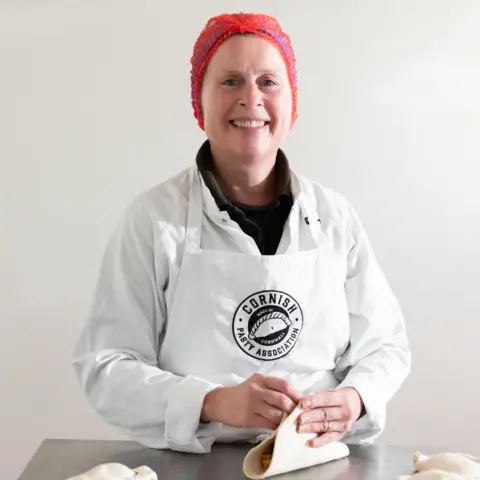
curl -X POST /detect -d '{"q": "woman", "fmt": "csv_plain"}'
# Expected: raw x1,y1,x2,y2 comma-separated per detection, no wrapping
72,12,411,454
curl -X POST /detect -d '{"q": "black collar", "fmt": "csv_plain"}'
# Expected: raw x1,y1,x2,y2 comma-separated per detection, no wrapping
195,140,293,211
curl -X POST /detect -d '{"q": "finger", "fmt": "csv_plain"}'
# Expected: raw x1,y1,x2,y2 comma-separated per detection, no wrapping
300,390,343,409
261,389,297,415
296,407,345,425
248,413,279,431
255,403,286,425
307,431,344,448
297,420,351,434
262,376,303,403
252,410,283,430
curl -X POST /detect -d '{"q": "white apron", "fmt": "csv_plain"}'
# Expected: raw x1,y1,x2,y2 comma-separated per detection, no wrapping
158,168,351,440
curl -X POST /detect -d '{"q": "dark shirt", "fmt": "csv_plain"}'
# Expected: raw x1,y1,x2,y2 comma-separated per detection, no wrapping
195,141,293,254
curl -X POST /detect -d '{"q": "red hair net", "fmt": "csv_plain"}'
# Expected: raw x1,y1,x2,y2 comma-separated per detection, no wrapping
190,12,298,130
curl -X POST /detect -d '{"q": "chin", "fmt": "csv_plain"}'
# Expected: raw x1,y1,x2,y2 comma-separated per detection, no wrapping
237,149,271,164
232,139,276,161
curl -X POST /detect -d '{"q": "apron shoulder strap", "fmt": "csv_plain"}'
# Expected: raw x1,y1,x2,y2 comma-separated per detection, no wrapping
184,166,203,252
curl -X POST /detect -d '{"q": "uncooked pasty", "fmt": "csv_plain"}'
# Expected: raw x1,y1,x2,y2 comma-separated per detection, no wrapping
397,470,465,480
243,405,350,479
398,451,480,479
64,463,157,480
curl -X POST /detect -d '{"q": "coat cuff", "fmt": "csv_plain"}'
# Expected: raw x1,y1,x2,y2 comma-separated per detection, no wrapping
164,375,222,453
336,375,385,443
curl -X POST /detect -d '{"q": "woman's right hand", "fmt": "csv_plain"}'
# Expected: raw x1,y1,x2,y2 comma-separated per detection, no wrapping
201,373,303,430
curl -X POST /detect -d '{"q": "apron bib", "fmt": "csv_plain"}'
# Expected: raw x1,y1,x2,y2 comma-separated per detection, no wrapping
158,168,350,392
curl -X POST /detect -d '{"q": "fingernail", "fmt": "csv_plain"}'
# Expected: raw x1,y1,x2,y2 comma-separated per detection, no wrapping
302,400,311,409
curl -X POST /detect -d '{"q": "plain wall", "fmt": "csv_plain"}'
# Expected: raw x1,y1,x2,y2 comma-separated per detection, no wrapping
1,1,479,479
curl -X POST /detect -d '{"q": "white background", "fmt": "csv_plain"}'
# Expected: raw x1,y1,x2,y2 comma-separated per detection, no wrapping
1,1,479,479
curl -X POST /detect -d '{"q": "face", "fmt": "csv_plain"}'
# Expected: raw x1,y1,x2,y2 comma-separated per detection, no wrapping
200,34,293,166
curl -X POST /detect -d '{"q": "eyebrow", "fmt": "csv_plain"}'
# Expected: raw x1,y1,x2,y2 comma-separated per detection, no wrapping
218,69,284,76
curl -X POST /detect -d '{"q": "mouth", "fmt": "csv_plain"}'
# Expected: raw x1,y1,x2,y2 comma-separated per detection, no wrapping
228,120,270,129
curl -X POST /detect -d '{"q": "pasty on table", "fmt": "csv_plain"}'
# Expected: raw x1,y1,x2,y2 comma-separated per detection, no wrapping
398,451,480,479
64,463,157,480
243,404,350,479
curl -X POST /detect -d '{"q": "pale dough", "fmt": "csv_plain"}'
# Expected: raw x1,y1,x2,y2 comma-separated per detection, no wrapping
243,404,350,479
398,451,480,480
64,463,157,480
397,470,466,480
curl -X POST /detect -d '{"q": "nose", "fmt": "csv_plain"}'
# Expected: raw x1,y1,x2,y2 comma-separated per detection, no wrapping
239,81,263,110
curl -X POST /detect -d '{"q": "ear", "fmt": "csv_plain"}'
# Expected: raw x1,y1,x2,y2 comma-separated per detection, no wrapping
289,113,298,130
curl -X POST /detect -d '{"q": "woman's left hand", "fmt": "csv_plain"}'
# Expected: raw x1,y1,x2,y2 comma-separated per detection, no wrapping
295,387,364,448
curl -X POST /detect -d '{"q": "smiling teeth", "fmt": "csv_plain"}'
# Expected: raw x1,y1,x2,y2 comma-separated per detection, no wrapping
232,120,266,128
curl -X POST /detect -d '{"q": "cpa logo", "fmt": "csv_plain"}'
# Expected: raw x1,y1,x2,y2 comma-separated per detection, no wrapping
232,290,303,361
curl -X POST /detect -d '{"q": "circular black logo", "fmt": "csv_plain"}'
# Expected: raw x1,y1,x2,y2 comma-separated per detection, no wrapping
232,290,303,361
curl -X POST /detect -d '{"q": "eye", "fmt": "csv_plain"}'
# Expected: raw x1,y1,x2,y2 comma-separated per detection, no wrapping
261,78,277,87
222,78,238,86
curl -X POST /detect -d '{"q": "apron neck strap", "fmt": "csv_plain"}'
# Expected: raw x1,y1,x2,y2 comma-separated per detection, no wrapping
285,193,322,252
185,168,203,252
300,193,322,238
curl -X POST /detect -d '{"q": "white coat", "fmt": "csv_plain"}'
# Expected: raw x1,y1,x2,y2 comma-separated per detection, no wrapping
72,165,411,454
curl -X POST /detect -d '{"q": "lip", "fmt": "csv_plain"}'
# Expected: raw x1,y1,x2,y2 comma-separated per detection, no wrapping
228,120,271,128
229,118,270,122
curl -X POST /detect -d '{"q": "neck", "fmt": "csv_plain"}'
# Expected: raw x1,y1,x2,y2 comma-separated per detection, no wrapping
210,150,278,207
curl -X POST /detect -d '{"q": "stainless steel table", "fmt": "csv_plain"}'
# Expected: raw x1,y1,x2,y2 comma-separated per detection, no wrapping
17,439,442,480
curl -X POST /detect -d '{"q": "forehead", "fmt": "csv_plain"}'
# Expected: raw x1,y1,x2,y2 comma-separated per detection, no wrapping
206,35,287,75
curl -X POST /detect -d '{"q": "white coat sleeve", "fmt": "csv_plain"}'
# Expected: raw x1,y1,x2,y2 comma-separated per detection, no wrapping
72,199,221,453
333,202,411,443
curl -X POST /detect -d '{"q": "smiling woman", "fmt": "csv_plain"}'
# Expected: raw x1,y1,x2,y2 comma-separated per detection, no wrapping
72,11,411,456
201,35,290,182
191,14,298,207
